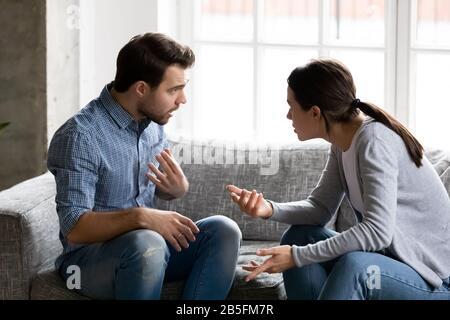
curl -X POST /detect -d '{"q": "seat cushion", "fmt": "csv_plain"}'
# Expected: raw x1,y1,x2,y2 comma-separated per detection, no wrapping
31,269,89,300
30,240,286,300
229,241,286,300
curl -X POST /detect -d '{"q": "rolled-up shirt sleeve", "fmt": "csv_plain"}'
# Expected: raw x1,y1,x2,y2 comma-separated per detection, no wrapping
47,131,99,237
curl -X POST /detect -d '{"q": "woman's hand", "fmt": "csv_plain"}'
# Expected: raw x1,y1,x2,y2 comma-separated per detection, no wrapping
226,185,273,219
146,149,189,199
242,246,296,282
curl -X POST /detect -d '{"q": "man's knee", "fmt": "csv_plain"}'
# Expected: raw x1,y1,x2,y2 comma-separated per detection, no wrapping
199,215,242,243
120,230,170,266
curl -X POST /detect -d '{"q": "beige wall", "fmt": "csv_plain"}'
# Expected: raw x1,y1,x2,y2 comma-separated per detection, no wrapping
0,0,80,191
0,0,164,190
0,0,47,190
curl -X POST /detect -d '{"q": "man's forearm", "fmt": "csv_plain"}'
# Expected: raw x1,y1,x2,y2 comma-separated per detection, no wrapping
67,208,145,244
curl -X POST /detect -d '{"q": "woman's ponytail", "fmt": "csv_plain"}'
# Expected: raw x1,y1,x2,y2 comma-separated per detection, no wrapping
357,102,424,168
288,58,424,168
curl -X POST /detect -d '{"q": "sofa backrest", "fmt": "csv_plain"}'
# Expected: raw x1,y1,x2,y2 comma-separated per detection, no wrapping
155,140,450,240
155,140,335,241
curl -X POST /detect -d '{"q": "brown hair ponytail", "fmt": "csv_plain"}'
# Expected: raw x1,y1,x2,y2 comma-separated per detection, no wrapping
288,58,424,168
357,101,424,167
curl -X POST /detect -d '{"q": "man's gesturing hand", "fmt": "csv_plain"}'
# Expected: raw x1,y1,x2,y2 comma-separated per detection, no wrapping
146,149,189,199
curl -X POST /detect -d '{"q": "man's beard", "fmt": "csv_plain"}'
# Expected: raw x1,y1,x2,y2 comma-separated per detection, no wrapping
152,117,169,126
137,104,169,125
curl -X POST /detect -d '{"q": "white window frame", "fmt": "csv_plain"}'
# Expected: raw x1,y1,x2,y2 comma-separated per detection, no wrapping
406,0,450,134
171,0,447,143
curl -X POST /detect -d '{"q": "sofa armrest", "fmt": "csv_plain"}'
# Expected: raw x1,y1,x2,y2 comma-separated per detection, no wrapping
0,172,62,299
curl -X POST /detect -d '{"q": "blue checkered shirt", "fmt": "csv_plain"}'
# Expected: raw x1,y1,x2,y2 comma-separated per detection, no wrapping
48,83,168,267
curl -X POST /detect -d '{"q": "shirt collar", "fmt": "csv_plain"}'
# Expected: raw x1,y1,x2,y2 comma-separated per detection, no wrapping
99,82,135,129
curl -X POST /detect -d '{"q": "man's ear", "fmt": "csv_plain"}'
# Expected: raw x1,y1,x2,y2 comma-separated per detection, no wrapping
135,81,149,97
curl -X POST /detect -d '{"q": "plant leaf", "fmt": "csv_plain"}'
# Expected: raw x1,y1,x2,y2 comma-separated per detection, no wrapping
0,122,10,131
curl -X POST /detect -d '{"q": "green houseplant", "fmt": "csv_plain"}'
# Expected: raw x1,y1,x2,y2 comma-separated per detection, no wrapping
0,122,10,134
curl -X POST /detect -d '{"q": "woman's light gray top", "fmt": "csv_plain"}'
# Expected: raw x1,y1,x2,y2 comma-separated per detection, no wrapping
270,118,450,288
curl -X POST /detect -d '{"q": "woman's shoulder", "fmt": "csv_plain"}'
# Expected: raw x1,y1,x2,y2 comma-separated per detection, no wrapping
357,118,403,148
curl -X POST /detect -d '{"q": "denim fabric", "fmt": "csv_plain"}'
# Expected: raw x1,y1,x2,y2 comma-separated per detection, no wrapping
58,215,241,300
280,225,450,300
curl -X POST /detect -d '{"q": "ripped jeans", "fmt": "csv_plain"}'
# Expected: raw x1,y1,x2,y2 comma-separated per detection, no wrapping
58,215,241,300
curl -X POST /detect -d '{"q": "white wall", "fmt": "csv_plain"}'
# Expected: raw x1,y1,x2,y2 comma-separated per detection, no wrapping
47,0,80,142
79,0,161,106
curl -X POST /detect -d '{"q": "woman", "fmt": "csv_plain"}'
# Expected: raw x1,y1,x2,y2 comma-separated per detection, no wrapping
226,58,450,300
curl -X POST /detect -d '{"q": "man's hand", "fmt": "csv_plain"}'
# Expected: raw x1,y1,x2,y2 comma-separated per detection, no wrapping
139,208,200,252
242,246,296,282
226,185,273,219
146,149,189,199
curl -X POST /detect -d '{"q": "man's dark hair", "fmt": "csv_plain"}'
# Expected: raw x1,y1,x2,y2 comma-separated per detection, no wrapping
113,33,195,92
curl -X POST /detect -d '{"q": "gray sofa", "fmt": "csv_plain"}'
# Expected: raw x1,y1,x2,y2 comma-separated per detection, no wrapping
1,139,449,300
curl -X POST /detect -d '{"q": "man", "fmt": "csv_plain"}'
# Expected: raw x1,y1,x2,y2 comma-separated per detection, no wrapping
48,33,241,300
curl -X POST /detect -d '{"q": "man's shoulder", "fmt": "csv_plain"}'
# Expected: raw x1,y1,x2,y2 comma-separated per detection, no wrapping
53,100,103,139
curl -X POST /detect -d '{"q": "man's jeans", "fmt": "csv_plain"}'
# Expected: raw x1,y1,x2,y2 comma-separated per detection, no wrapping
281,225,450,300
59,215,241,300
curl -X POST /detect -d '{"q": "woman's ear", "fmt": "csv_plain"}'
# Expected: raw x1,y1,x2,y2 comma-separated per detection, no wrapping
310,105,322,120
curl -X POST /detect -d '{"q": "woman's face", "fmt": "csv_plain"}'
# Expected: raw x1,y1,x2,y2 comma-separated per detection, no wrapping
287,87,322,141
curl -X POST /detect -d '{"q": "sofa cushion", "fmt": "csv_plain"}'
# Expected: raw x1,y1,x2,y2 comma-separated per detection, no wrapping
440,167,450,193
231,241,286,300
425,148,450,177
30,240,286,300
162,241,286,300
30,269,90,300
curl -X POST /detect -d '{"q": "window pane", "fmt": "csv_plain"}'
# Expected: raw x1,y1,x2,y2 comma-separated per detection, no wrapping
414,53,450,149
329,50,385,107
194,45,254,141
259,48,317,143
416,0,450,47
327,0,385,45
259,0,319,44
196,0,254,42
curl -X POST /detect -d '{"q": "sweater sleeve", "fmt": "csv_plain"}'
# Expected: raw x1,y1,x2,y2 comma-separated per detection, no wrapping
268,145,345,227
291,135,398,268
